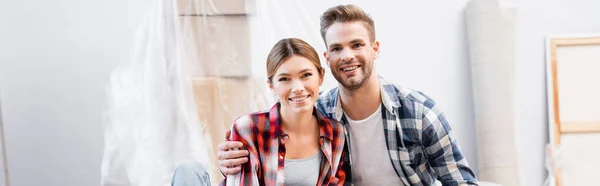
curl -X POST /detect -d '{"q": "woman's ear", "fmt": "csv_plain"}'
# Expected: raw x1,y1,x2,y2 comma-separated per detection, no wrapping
267,79,274,91
267,79,280,102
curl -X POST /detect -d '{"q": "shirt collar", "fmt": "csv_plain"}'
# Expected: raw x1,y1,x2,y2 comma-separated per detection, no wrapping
333,76,400,121
269,102,334,141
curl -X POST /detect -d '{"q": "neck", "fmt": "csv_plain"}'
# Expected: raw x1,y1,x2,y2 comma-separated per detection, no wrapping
339,74,381,120
279,105,318,135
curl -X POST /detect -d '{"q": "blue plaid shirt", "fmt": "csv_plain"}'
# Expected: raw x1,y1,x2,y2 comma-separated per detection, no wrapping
315,76,478,186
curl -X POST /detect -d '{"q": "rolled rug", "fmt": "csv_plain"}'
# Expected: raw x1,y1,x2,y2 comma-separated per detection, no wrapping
465,0,522,185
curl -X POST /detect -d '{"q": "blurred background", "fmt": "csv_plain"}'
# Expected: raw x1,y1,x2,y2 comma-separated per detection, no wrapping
1,0,599,185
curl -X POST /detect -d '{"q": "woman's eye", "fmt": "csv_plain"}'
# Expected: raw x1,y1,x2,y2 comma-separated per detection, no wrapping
302,73,313,78
278,77,289,82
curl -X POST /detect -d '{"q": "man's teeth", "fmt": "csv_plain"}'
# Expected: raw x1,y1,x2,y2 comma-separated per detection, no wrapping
291,95,309,102
343,66,358,72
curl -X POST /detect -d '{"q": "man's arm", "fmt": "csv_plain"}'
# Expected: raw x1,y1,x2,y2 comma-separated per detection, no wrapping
220,116,260,186
421,105,478,186
217,130,249,175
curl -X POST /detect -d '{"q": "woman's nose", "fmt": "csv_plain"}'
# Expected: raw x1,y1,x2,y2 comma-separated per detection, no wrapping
291,80,305,93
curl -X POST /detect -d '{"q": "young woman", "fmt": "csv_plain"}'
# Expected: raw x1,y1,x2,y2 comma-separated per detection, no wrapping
221,38,346,186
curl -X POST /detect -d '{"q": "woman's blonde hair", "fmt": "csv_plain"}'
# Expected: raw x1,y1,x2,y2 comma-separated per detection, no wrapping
266,38,324,83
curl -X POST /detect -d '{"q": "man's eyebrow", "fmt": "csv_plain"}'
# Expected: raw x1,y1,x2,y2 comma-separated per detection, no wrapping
328,39,365,48
328,43,342,49
350,39,365,43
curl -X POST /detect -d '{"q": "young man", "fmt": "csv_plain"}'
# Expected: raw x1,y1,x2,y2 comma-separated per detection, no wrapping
174,4,478,186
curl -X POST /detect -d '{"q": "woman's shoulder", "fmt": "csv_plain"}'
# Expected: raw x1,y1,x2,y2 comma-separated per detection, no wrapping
322,117,345,135
232,110,271,131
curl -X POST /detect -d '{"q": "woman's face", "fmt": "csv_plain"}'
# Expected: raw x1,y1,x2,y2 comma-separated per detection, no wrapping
269,55,323,114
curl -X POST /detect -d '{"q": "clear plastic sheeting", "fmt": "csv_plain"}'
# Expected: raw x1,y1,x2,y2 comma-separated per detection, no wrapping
101,0,343,184
101,0,274,185
100,0,212,185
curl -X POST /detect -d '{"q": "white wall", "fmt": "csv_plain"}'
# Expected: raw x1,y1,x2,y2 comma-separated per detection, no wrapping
373,1,600,185
0,0,150,185
512,0,600,186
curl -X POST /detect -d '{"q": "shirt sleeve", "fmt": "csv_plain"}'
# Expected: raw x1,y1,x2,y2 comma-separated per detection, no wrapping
421,104,479,186
330,149,348,186
219,116,261,186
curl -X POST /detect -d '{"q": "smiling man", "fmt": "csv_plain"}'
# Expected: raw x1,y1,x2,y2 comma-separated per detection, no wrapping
173,4,478,186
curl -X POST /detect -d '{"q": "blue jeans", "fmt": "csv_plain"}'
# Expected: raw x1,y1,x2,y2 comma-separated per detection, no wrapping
172,160,212,186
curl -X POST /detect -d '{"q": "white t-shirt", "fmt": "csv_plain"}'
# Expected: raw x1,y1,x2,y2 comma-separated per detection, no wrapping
284,152,322,185
346,105,404,185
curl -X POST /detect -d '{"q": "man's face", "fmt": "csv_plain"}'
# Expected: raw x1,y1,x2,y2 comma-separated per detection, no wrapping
324,21,379,91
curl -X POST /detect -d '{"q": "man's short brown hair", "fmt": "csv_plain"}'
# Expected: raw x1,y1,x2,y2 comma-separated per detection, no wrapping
320,4,376,45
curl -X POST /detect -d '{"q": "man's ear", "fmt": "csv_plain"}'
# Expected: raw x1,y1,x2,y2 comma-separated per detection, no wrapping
318,72,324,86
372,40,380,59
323,51,330,66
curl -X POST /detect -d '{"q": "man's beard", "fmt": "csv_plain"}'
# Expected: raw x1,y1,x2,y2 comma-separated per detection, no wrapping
333,60,373,91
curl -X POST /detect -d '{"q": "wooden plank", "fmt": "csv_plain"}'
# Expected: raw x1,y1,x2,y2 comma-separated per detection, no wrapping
553,37,600,46
561,122,600,133
550,40,562,145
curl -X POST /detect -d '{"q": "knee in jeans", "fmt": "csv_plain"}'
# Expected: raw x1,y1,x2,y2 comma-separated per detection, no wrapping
175,160,209,176
172,160,212,186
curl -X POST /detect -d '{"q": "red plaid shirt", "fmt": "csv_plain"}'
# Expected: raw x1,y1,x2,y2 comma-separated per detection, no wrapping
220,102,347,186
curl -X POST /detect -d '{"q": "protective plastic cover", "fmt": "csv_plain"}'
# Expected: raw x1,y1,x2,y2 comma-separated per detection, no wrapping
100,0,336,185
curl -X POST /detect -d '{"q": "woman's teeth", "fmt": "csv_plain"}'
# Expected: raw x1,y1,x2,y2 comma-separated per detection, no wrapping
290,95,309,102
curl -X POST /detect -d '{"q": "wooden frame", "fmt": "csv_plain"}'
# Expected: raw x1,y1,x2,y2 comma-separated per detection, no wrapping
546,35,600,186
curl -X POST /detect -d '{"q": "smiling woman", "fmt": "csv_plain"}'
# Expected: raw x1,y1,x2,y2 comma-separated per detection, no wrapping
221,38,347,186
266,38,325,113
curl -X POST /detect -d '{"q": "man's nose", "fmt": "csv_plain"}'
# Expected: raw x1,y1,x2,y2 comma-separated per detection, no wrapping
340,48,355,62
